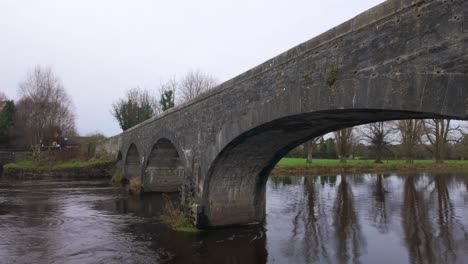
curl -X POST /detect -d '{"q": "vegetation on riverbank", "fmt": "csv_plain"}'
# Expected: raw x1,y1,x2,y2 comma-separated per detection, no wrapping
2,158,115,179
128,177,142,195
3,158,113,171
273,158,468,174
161,194,201,233
111,171,125,183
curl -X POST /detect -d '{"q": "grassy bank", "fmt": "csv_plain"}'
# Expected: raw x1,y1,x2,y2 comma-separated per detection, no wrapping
2,158,115,179
4,158,113,171
273,158,468,174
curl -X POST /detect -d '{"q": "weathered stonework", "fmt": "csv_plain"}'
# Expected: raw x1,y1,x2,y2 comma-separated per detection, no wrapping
97,0,468,227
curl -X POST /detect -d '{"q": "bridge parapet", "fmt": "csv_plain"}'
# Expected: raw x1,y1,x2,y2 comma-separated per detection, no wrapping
96,135,122,160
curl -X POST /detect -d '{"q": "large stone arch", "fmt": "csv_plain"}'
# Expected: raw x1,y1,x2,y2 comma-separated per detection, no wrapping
143,138,184,192
124,143,141,179
202,109,458,227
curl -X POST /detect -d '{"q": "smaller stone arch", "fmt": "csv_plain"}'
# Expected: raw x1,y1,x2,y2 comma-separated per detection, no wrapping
144,138,184,192
115,151,123,174
125,144,141,179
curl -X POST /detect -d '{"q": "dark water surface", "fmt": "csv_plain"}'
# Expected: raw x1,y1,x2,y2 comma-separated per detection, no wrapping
1,173,467,264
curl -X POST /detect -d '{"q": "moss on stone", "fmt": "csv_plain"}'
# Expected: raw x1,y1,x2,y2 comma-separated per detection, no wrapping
325,64,337,87
173,216,202,233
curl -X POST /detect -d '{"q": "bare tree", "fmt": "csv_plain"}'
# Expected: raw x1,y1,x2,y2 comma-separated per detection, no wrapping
422,119,463,164
178,70,217,103
17,66,76,155
455,132,468,160
304,137,322,163
334,127,354,163
396,120,424,164
361,122,393,163
112,87,159,131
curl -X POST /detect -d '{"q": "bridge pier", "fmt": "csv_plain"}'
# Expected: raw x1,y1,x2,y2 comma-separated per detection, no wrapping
205,182,266,227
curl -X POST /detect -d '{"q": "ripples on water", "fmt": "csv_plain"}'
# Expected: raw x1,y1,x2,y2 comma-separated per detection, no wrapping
0,173,467,264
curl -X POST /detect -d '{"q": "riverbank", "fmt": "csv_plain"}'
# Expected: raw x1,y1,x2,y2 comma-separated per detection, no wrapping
1,159,115,179
272,158,468,175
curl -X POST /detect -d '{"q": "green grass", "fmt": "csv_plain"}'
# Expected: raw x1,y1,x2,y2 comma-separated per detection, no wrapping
276,158,468,167
4,158,113,171
173,216,202,233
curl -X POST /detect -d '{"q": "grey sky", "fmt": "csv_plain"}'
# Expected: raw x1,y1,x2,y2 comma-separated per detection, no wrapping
0,0,385,136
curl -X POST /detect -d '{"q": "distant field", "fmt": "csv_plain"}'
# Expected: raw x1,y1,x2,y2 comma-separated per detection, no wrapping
276,158,468,167
272,158,468,174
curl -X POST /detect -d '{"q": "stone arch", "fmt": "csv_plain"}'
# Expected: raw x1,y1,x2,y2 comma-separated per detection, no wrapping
202,109,457,227
124,143,141,179
143,138,184,192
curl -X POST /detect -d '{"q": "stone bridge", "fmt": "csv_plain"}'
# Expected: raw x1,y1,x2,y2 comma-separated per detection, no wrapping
97,0,468,227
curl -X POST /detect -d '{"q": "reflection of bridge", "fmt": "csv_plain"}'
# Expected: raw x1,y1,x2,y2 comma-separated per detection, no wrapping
97,0,468,227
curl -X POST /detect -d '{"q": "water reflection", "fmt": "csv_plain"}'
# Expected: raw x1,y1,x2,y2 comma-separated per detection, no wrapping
401,176,435,263
333,176,365,264
368,174,391,233
1,174,468,263
432,175,468,263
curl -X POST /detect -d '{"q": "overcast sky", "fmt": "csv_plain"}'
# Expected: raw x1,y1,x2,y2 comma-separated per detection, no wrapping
0,0,385,136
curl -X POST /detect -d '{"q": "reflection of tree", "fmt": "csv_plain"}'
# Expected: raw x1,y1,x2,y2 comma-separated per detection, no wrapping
401,176,435,264
434,175,455,262
320,175,337,187
285,176,332,263
432,175,468,264
303,176,331,263
368,174,390,233
270,176,295,190
333,176,365,264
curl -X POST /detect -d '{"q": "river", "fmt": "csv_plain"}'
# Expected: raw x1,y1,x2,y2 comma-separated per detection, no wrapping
0,173,467,263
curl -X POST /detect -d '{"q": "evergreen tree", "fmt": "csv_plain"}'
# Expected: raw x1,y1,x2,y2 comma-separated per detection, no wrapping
325,138,337,159
0,100,15,146
318,138,327,158
112,88,158,131
160,89,175,111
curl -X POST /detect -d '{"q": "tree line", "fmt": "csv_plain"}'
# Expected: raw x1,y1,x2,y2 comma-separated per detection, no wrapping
112,70,217,131
0,66,76,155
2,66,466,166
290,120,468,164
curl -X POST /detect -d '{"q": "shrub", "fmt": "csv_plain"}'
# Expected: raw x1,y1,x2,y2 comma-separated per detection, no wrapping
128,177,142,195
187,197,200,207
43,148,80,164
161,194,200,233
112,171,124,183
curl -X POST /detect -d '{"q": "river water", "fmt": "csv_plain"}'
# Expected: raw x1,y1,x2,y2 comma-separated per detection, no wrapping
0,173,467,264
